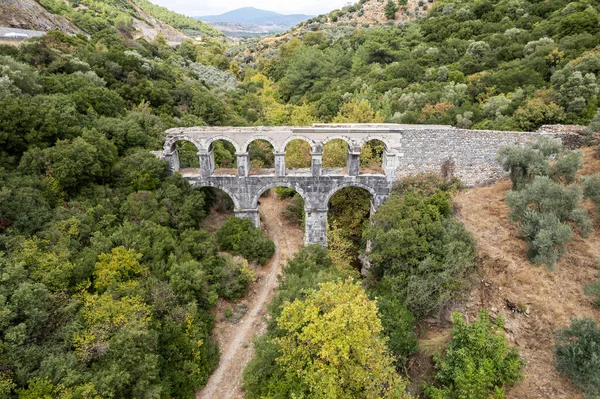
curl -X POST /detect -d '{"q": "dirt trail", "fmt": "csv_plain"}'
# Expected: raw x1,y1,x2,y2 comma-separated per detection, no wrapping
197,192,303,399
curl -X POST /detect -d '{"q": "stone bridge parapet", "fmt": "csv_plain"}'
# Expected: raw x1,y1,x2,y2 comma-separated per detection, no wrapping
160,124,566,245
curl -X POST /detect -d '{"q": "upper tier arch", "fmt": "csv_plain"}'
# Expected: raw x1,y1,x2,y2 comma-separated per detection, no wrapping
243,135,277,153
280,135,317,153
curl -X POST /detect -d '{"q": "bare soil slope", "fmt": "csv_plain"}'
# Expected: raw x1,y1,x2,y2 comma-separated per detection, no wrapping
453,148,600,399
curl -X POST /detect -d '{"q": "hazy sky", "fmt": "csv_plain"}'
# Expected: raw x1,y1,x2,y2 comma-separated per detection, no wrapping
148,0,351,17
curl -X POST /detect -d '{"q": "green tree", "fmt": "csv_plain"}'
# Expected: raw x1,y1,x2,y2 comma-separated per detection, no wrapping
216,217,275,265
427,311,524,399
384,0,399,20
274,279,410,399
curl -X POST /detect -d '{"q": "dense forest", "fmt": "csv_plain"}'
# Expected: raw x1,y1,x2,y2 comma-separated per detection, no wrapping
1,0,600,397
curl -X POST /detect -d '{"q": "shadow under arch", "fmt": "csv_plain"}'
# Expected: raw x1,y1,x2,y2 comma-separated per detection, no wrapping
323,182,378,207
251,183,311,209
190,182,242,211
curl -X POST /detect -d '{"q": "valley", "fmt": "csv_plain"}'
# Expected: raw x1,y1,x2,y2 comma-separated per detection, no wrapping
1,0,600,398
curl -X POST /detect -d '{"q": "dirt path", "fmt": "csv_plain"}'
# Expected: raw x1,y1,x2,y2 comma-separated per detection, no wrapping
197,192,304,399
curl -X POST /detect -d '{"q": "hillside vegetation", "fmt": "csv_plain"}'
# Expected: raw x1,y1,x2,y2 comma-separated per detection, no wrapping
1,0,600,398
231,0,600,132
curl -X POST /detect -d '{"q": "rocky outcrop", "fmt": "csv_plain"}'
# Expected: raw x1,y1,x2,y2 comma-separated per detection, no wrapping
0,0,83,34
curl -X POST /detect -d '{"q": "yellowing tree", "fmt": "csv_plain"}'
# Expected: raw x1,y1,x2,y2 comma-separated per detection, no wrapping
73,293,151,363
286,139,312,168
332,99,384,123
250,72,291,125
274,279,410,399
93,246,146,293
290,103,318,126
323,139,348,168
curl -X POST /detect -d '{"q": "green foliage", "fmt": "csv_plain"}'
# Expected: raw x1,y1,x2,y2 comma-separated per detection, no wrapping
373,290,418,366
327,186,372,267
216,217,275,265
497,137,577,189
506,176,591,268
427,311,524,399
385,1,399,20
554,318,600,396
0,28,256,398
243,246,352,398
364,188,476,319
273,279,411,398
583,174,600,217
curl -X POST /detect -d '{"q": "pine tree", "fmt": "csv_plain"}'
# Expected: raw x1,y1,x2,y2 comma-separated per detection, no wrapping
384,0,399,20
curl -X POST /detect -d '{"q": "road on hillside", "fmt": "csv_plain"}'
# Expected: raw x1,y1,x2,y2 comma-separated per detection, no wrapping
197,191,303,399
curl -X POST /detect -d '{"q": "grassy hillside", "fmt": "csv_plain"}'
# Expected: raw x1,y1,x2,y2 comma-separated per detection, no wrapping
453,147,600,398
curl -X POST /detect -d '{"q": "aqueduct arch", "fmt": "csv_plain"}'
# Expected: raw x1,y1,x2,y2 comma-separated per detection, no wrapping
161,124,556,246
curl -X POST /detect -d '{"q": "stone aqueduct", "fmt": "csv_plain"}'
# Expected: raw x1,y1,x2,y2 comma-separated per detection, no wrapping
160,124,554,245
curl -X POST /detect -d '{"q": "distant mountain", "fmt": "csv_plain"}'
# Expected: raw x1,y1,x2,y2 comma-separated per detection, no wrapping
196,7,313,28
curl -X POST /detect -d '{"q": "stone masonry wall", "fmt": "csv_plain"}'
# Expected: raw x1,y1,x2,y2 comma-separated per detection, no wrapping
395,129,572,186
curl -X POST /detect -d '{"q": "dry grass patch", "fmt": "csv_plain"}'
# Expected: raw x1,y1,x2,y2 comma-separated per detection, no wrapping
450,147,600,399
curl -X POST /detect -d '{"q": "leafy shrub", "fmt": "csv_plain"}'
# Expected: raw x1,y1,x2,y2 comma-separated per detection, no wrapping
393,172,462,196
512,98,565,131
584,268,600,308
583,174,600,217
364,190,476,319
427,311,524,399
554,318,600,396
274,187,296,198
385,0,399,19
374,290,418,366
506,176,591,267
216,217,275,265
281,193,305,227
218,255,256,300
496,137,562,189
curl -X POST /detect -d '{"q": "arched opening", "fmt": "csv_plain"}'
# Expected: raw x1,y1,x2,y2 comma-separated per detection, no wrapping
256,186,305,247
209,139,238,176
198,187,236,231
327,186,373,270
175,140,200,169
360,139,386,175
322,138,349,174
247,139,275,176
285,139,312,175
